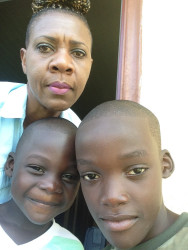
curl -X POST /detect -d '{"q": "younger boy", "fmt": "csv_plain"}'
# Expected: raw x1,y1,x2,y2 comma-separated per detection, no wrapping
0,118,83,249
75,100,188,250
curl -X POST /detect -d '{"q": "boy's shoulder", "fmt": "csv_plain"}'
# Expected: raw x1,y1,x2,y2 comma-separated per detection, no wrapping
43,236,84,250
103,213,188,250
50,220,81,241
42,220,84,249
103,244,116,250
157,212,188,250
0,219,84,250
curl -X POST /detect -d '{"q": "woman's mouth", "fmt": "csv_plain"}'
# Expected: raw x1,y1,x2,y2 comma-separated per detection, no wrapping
49,81,71,95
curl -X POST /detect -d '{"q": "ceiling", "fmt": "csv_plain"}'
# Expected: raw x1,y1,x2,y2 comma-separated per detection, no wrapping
0,0,121,119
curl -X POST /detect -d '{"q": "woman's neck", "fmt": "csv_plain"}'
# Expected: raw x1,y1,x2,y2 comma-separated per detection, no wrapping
24,98,61,128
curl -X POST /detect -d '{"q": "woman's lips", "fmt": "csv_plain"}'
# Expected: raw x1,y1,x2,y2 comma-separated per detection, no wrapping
101,215,138,232
49,82,71,95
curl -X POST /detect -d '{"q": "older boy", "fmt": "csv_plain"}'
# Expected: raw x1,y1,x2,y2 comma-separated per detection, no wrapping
0,118,83,249
75,100,188,250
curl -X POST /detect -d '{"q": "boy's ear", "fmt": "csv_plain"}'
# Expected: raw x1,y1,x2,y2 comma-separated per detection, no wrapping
20,48,27,75
4,152,15,177
161,149,174,178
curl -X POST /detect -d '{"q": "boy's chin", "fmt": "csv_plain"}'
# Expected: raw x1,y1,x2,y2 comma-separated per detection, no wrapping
26,213,55,226
104,231,144,250
107,240,137,250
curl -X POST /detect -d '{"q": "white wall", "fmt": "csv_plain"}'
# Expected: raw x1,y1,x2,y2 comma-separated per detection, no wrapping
140,0,188,214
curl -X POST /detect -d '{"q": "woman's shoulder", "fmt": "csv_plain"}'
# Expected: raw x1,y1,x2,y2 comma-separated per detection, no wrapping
0,82,26,105
61,108,81,127
0,82,25,97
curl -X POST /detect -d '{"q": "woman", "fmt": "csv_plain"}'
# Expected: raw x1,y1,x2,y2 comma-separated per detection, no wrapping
0,0,93,204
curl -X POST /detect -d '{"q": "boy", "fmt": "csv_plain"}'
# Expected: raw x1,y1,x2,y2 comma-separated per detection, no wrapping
0,118,83,249
75,100,188,250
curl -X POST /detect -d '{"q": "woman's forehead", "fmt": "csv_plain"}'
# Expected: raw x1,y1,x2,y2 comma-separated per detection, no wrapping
30,12,92,45
33,11,89,33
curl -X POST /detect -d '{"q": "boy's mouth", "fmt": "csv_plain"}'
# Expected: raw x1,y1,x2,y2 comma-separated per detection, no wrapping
100,214,138,232
27,197,60,207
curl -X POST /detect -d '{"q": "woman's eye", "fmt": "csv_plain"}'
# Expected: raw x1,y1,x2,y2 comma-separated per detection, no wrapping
72,49,86,58
62,173,79,182
37,44,54,53
27,165,44,175
82,173,100,181
127,167,147,176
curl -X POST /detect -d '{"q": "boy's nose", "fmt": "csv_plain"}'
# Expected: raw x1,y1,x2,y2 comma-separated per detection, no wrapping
49,50,74,74
101,178,130,207
39,176,63,194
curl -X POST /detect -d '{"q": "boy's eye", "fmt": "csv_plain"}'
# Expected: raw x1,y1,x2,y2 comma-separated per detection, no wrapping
71,49,86,58
126,167,148,176
27,165,45,175
37,43,54,53
81,172,100,181
62,173,79,182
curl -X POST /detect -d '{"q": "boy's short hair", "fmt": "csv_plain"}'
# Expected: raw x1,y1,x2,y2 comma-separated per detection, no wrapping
79,100,161,150
15,117,77,157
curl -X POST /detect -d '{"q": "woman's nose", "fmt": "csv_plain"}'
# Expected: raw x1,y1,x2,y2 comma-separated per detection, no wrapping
49,50,74,74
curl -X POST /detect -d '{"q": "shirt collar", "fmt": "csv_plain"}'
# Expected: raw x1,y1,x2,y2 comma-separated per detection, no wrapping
0,84,27,118
0,84,65,119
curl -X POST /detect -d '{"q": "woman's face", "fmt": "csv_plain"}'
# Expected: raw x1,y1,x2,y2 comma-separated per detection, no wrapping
21,12,93,114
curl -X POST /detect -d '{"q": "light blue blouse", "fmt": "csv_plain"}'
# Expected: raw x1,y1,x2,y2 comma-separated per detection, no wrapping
0,82,81,203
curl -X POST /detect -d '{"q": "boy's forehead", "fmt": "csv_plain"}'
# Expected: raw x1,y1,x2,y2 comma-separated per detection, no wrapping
78,115,149,136
76,116,154,150
28,128,69,142
16,128,75,162
19,126,73,151
76,116,160,162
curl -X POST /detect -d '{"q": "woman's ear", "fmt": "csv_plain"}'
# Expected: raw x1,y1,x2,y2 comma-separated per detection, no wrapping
4,152,15,177
161,149,174,178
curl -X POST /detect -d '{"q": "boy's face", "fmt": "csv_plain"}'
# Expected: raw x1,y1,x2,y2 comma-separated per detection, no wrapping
76,116,168,249
11,129,79,225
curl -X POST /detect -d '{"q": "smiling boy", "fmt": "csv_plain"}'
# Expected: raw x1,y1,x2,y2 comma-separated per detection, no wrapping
0,118,83,249
75,100,188,250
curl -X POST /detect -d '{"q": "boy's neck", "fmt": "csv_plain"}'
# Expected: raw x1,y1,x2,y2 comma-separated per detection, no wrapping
0,199,52,245
143,205,179,243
